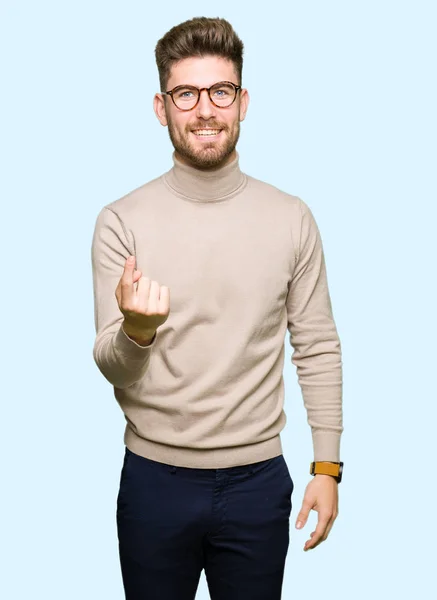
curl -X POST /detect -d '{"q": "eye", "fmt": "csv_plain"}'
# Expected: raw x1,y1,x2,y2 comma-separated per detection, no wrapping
173,87,197,100
211,83,234,98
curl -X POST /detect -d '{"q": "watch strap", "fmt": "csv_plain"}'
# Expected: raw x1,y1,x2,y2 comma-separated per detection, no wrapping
310,461,343,482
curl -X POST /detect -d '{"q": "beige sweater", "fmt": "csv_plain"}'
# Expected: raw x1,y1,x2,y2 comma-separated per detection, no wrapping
91,152,343,468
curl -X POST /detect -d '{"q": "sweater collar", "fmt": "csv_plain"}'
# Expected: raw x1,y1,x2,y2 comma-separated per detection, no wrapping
163,151,246,203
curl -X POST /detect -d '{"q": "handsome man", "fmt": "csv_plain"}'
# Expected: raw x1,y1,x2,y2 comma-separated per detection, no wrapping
91,16,343,600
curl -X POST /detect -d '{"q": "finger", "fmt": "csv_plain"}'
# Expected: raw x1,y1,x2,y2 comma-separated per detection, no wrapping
120,256,136,301
304,513,331,550
124,256,136,277
305,523,333,551
323,512,338,541
322,522,334,543
132,269,142,292
304,514,331,551
304,529,326,551
158,285,170,315
137,276,151,308
147,281,160,313
296,498,313,529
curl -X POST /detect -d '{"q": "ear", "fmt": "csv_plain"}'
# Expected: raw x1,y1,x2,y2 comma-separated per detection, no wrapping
154,93,168,126
239,88,250,122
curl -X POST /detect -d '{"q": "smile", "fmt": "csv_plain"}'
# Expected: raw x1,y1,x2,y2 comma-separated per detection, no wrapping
191,129,223,138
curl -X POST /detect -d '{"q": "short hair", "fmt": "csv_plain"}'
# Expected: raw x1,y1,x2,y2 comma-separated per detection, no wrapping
155,17,244,91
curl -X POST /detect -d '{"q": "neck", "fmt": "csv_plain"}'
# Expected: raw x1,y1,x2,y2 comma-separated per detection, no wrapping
163,150,247,203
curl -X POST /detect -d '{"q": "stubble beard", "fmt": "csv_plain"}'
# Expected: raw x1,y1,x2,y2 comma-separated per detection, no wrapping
166,116,241,170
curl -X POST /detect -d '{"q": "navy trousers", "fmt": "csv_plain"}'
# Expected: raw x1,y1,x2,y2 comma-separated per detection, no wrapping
116,446,294,599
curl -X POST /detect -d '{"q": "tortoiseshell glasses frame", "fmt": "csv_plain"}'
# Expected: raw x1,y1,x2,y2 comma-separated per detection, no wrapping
162,81,242,111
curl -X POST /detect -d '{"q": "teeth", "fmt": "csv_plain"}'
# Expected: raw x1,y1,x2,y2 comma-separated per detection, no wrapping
193,129,221,136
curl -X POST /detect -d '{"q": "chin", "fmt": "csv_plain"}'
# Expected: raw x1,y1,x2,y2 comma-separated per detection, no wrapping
168,123,239,169
186,142,236,169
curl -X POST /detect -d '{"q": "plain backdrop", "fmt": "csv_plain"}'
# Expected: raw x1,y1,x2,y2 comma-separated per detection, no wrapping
1,1,436,598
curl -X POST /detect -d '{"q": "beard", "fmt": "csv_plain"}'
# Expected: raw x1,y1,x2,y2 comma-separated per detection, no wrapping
166,114,241,170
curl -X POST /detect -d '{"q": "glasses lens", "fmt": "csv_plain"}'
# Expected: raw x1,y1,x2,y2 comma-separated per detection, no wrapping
210,83,236,107
172,86,199,110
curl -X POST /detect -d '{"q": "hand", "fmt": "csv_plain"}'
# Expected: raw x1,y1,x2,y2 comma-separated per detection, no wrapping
295,474,339,551
115,256,170,337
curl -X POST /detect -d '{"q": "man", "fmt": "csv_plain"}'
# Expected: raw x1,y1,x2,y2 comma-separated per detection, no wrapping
91,16,343,600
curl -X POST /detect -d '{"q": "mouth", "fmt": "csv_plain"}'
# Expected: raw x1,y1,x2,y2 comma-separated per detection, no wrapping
191,128,224,140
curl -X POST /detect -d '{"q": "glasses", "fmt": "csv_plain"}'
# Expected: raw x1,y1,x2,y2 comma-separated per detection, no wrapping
162,81,241,111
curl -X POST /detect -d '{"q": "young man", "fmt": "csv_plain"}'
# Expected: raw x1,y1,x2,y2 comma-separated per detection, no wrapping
91,16,343,600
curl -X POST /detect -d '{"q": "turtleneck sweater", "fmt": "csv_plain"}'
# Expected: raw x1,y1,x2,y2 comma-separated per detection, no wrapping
91,151,343,468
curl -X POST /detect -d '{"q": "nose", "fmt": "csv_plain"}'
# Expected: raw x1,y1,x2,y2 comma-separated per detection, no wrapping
195,89,216,119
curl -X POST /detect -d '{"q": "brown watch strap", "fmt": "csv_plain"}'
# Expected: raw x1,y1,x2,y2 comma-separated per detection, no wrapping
310,461,343,481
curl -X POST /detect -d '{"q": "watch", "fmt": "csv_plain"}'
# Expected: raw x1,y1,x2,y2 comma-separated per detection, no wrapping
310,461,343,483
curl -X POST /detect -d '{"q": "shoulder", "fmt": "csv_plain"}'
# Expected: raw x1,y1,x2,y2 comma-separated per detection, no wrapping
244,173,308,212
102,174,165,218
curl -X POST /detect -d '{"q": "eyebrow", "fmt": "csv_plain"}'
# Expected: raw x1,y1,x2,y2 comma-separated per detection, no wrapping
171,80,237,88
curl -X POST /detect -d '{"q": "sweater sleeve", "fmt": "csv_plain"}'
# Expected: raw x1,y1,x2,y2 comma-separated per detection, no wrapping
286,199,343,462
91,207,157,389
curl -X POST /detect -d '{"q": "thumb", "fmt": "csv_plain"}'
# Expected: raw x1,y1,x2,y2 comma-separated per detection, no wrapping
124,255,136,272
121,256,136,285
295,498,312,529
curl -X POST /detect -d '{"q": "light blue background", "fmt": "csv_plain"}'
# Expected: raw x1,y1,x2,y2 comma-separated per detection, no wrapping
1,1,436,598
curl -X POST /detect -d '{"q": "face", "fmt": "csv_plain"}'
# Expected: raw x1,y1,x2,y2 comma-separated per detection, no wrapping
154,55,249,170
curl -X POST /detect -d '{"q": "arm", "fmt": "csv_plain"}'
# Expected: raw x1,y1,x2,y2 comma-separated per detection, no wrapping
286,199,343,462
91,207,157,388
286,199,343,551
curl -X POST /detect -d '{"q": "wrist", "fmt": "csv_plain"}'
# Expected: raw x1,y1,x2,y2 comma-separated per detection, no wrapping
314,473,338,482
310,461,343,483
122,322,156,346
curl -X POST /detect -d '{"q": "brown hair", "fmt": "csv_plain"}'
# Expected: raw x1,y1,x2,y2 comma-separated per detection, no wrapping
155,17,244,92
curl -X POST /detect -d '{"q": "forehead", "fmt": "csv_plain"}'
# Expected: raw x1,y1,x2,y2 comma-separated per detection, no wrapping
167,55,237,89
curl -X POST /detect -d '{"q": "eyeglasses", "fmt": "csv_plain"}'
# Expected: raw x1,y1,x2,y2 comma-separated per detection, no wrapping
162,81,242,111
